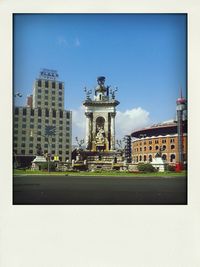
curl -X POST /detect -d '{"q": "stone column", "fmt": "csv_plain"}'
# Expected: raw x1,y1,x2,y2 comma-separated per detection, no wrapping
85,112,91,150
110,112,116,150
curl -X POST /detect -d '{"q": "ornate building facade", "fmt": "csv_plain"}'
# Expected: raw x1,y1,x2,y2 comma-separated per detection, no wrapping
83,76,119,152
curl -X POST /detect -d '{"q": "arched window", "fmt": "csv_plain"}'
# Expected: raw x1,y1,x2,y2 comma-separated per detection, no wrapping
171,144,175,150
162,154,167,160
139,155,142,161
170,154,175,162
155,145,159,150
144,155,147,161
149,146,152,151
149,155,152,162
162,145,166,150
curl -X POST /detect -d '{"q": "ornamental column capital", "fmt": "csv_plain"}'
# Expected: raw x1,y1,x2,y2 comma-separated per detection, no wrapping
110,112,116,118
85,112,92,118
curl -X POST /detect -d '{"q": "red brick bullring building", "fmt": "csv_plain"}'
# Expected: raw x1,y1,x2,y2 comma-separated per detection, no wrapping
131,121,187,165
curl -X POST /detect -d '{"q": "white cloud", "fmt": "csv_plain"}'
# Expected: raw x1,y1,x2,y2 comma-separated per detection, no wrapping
71,106,150,144
116,107,150,140
71,106,85,144
57,36,68,47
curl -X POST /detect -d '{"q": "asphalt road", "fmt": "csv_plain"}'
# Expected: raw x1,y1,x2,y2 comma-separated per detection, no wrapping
13,175,187,205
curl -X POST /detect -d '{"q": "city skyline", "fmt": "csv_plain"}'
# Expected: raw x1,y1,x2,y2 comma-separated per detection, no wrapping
14,14,187,142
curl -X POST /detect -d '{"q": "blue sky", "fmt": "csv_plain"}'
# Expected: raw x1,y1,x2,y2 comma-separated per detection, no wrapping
14,14,187,140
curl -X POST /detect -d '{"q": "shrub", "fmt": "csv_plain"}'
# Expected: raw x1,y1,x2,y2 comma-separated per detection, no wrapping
137,163,156,172
167,165,176,172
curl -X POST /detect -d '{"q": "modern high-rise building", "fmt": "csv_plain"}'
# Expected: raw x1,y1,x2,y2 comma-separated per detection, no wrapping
13,69,72,166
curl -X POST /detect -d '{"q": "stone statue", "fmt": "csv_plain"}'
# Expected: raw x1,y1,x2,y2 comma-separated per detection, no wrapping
96,126,105,143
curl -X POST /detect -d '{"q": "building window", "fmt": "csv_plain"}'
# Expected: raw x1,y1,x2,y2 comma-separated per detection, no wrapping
22,137,26,141
66,121,69,125
149,146,152,150
38,109,42,116
52,144,55,148
59,151,62,155
52,91,55,95
66,127,70,131
37,137,41,141
52,102,55,106
52,96,55,101
21,143,25,147
45,81,49,88
22,130,26,134
23,108,27,115
139,155,142,161
44,144,48,148
29,150,33,154
45,109,49,117
66,133,69,137
162,154,167,160
144,146,146,151
60,110,63,118
38,95,41,99
45,89,48,94
59,97,62,101
14,143,17,147
162,139,166,143
59,144,62,148
45,102,48,106
38,125,41,129
22,118,26,122
31,109,34,116
38,89,41,93
30,124,34,128
59,83,62,90
149,140,152,144
149,155,152,162
155,140,159,144
45,119,49,123
155,145,159,150
14,124,18,128
53,110,56,118
38,80,42,87
144,155,147,161
171,144,175,150
144,141,146,145
66,145,69,149
45,95,48,100
170,154,176,162
52,150,55,154
67,112,70,119
59,103,62,108
59,138,62,142
30,118,34,123
21,150,25,155
15,107,19,115
38,101,41,105
59,126,63,130
170,138,175,143
29,143,33,147
38,118,41,123
52,82,55,89
162,145,166,150
22,124,26,128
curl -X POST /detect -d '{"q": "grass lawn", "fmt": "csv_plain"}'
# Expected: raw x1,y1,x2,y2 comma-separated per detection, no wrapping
13,169,186,177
